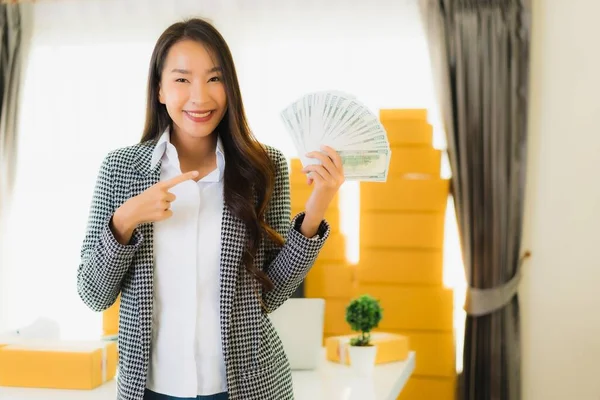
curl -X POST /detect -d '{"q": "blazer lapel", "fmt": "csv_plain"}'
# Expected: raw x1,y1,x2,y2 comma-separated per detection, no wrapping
219,204,244,364
131,142,161,358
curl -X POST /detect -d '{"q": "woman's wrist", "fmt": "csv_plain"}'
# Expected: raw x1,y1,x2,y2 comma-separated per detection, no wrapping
111,204,137,245
299,212,322,238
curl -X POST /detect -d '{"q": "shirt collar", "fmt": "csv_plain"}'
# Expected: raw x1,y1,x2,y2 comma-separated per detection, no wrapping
214,138,226,182
150,128,170,168
150,126,226,182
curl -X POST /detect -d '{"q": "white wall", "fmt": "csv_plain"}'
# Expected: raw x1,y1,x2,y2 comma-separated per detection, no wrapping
522,0,600,399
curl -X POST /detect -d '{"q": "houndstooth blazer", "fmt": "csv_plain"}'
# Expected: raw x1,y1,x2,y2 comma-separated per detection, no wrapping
76,140,330,400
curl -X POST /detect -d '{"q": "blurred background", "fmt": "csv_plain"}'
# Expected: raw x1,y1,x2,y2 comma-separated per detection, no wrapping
0,0,599,399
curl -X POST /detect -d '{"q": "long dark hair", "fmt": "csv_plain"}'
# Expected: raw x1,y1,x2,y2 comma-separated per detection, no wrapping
141,18,283,291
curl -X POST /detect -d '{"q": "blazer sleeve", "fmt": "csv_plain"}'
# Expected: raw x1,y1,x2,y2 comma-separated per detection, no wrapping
76,152,143,312
262,148,330,312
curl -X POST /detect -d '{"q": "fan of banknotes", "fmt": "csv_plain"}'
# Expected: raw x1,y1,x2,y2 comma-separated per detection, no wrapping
280,90,391,182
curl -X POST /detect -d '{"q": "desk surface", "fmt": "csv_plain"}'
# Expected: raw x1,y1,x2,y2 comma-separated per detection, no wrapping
293,350,415,400
0,351,415,400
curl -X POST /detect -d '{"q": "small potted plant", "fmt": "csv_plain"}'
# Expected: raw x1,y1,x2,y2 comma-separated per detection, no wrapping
345,294,383,374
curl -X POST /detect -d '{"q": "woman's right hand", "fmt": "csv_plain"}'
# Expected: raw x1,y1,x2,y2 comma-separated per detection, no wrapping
110,170,199,244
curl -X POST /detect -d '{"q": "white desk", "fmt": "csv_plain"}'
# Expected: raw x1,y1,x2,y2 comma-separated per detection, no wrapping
293,350,415,400
0,351,415,400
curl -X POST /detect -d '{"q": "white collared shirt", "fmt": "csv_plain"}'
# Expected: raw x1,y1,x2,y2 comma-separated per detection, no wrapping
146,128,227,397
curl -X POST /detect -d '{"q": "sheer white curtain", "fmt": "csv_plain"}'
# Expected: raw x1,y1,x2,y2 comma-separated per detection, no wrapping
0,0,463,354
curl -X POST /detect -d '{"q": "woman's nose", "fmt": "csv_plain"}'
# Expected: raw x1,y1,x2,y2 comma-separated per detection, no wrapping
189,82,210,104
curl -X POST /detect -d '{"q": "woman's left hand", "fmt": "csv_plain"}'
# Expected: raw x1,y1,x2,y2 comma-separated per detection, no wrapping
299,145,345,237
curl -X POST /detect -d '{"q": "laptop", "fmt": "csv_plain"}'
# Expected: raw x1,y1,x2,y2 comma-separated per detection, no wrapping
268,298,325,370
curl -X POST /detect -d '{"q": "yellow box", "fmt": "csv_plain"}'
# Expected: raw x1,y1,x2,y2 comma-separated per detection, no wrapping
323,298,353,335
398,376,456,400
289,173,306,187
388,147,441,176
317,232,347,262
291,207,340,233
380,109,428,121
360,212,446,249
393,331,455,377
102,295,120,338
382,120,433,147
325,332,409,365
289,163,310,186
0,340,118,390
305,262,355,299
290,158,304,173
357,248,443,286
291,186,340,210
356,285,454,331
361,179,449,213
289,158,302,185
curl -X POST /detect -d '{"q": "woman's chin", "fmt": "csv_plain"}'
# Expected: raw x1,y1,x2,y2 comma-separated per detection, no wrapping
174,124,218,140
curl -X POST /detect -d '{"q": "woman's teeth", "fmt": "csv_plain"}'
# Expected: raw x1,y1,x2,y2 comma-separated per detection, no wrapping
187,111,212,118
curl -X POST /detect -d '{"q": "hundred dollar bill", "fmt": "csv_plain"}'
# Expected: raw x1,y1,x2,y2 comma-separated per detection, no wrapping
338,149,391,182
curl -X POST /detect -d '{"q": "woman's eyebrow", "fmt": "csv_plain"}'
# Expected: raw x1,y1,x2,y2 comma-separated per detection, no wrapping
170,68,191,74
169,66,222,74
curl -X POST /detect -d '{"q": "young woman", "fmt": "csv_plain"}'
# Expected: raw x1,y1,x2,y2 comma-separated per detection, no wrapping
76,18,343,400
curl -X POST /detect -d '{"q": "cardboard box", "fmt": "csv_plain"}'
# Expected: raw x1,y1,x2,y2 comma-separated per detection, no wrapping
355,285,454,331
325,332,409,365
0,340,117,390
398,376,456,400
388,147,441,176
360,178,449,213
356,248,444,285
291,186,340,210
360,212,446,249
318,232,347,262
291,207,340,233
381,120,433,147
323,298,353,334
305,262,355,299
103,296,120,338
396,331,455,377
379,109,428,121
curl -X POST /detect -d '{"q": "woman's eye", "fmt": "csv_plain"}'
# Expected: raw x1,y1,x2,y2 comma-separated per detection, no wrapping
175,78,189,83
209,76,221,82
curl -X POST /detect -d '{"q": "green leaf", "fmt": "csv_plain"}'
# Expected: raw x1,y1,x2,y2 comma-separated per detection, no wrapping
345,294,383,346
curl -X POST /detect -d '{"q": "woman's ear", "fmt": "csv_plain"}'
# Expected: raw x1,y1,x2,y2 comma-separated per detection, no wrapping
158,85,165,104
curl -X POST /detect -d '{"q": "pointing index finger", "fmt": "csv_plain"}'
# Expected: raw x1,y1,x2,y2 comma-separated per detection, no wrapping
162,171,199,189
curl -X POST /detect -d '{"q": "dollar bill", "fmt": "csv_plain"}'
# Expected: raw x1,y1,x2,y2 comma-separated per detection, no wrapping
280,90,392,182
339,149,391,182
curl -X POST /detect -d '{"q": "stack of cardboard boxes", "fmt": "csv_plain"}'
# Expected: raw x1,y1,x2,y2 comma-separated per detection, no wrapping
301,109,456,400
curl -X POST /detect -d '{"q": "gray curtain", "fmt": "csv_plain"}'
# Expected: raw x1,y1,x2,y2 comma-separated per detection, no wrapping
418,1,531,399
0,4,22,230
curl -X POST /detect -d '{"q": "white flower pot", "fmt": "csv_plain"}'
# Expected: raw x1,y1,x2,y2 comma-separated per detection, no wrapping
348,344,377,375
